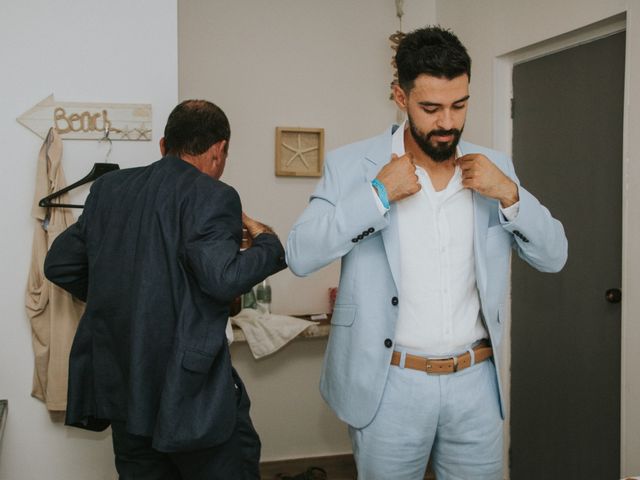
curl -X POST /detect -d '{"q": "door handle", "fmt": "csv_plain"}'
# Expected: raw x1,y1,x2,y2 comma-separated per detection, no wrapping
605,288,622,304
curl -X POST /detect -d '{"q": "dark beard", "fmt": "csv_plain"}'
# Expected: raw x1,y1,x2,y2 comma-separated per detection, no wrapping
408,118,463,162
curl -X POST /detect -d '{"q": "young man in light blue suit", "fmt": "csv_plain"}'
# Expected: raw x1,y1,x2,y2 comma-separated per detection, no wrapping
287,27,567,479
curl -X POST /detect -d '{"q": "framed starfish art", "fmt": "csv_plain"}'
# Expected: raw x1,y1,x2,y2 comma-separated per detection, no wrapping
275,127,324,177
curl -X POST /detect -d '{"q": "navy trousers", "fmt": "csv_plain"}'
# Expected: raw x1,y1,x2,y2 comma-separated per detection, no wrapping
110,374,260,480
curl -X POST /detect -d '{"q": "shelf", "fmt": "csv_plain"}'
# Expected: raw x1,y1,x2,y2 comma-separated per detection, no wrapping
231,315,331,343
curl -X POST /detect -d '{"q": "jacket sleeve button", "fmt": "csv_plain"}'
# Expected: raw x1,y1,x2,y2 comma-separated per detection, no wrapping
384,338,393,348
391,296,399,306
368,227,375,233
351,238,358,243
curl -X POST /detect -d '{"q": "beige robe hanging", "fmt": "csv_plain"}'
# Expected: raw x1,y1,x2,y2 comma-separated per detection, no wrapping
25,128,84,411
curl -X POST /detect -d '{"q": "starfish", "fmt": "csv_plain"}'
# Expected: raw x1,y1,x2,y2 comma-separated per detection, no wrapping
282,134,318,168
134,123,151,140
119,126,132,140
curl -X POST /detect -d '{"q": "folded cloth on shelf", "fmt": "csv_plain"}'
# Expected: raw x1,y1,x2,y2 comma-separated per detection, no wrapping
231,309,314,359
225,318,234,345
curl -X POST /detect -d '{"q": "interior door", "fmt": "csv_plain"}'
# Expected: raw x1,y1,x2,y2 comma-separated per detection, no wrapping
510,32,625,478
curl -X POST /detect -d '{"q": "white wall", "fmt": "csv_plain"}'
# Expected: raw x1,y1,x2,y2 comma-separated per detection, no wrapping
436,0,640,476
0,1,178,478
178,0,436,460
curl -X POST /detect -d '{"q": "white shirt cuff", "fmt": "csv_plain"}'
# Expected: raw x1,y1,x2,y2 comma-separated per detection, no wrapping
500,201,520,222
371,186,389,215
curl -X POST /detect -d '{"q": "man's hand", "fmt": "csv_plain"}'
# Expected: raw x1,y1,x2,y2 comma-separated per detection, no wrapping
457,154,519,207
375,153,421,203
242,212,275,239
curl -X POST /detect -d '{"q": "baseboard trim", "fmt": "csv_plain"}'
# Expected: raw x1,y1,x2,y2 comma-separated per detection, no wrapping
260,453,435,479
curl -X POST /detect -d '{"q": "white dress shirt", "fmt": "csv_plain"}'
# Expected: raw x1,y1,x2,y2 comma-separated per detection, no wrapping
372,123,518,355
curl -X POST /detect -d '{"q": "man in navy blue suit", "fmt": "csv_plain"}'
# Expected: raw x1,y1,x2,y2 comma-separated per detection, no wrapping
45,100,286,479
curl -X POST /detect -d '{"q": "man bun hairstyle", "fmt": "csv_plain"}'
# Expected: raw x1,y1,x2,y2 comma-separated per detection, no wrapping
163,100,230,156
396,25,471,92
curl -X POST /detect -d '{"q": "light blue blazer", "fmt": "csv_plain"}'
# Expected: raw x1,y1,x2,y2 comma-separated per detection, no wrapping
286,125,567,428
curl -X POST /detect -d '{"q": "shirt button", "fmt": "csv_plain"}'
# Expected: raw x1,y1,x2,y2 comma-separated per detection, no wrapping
384,338,393,348
391,297,399,306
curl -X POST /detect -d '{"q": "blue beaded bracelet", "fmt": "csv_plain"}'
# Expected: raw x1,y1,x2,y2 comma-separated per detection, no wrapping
371,179,390,209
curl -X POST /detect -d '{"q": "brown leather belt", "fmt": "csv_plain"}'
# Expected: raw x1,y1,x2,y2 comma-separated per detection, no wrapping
390,341,493,375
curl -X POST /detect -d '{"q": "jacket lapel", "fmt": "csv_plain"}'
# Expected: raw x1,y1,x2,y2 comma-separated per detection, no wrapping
472,190,490,301
365,126,402,288
459,141,491,302
363,126,395,181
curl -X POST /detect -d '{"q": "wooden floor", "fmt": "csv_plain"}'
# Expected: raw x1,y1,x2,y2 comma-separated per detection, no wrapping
260,454,435,480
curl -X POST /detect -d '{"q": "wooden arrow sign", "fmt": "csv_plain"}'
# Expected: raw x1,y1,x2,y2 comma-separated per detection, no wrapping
17,94,152,141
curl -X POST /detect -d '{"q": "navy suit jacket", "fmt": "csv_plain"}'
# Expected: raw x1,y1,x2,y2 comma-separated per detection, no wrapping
45,155,286,452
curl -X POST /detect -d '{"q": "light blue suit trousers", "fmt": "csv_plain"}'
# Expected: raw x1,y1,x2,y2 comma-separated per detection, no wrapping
350,357,502,479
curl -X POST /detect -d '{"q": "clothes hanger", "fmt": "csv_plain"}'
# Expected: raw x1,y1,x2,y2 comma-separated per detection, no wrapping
39,127,120,209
